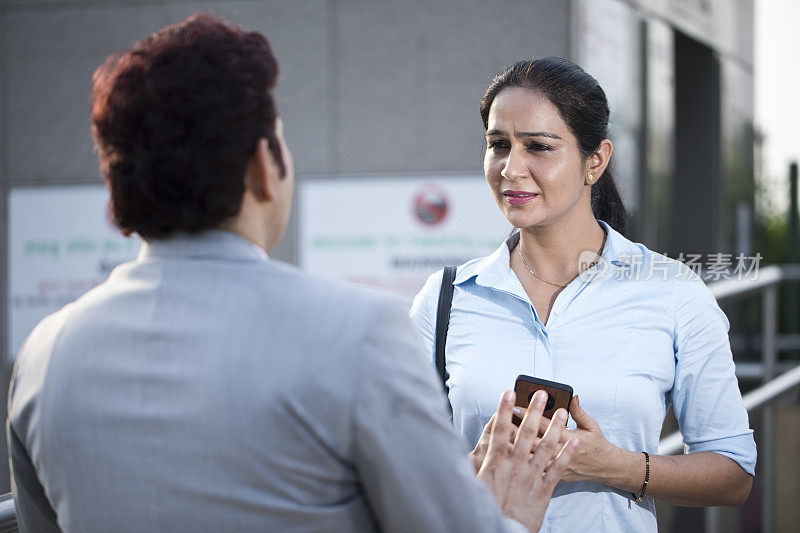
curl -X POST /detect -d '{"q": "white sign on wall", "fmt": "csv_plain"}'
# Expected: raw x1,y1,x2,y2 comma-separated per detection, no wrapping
299,175,511,299
7,186,141,361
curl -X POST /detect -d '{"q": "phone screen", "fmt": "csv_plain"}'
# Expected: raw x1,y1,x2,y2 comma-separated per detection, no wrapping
513,375,573,426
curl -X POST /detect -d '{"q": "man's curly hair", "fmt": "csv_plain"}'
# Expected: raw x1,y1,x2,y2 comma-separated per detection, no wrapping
91,13,284,239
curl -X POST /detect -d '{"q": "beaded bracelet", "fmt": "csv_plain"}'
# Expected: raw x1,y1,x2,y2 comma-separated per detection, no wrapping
632,451,650,503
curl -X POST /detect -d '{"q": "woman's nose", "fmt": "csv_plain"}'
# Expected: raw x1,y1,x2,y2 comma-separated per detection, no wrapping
501,149,527,181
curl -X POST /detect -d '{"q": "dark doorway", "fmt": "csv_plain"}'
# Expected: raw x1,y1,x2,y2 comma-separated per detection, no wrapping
672,31,721,256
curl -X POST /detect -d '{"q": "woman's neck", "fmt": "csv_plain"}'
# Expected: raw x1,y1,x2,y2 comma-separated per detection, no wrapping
517,212,606,282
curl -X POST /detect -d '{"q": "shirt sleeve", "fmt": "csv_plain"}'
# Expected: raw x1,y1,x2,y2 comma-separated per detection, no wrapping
408,269,443,366
671,274,757,476
353,296,526,533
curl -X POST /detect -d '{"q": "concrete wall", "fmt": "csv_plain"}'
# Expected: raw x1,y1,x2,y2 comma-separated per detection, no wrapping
0,0,571,492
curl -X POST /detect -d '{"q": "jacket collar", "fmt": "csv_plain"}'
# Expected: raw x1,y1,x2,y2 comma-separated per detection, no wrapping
137,230,269,263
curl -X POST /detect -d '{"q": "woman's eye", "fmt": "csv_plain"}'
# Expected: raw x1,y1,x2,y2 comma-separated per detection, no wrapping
528,142,551,152
487,140,509,150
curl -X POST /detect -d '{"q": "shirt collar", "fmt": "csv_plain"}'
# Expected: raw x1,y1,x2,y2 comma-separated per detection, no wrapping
453,220,643,290
138,229,270,263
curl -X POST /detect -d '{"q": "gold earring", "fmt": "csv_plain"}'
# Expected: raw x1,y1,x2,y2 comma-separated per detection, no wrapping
587,171,595,184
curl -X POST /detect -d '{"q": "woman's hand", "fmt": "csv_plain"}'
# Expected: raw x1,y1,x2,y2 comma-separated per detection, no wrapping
552,396,754,505
510,395,754,506
542,395,619,484
475,394,619,483
469,413,496,473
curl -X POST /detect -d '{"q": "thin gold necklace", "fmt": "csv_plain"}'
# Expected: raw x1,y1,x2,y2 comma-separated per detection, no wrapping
517,229,607,288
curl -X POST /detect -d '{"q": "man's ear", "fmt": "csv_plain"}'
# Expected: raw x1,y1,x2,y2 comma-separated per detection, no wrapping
245,138,280,202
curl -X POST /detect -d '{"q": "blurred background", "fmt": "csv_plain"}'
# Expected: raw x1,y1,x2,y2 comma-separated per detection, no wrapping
0,0,798,531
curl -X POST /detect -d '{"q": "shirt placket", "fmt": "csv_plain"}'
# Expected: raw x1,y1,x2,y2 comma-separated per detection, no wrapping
540,267,609,380
530,303,553,380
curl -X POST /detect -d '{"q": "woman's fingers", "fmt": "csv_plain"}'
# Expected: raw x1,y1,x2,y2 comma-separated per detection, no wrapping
569,395,599,431
470,412,499,473
480,412,497,437
543,438,580,487
537,416,551,436
475,412,497,449
512,406,527,425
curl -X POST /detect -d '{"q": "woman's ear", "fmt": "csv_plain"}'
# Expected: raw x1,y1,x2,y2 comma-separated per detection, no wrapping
585,139,613,185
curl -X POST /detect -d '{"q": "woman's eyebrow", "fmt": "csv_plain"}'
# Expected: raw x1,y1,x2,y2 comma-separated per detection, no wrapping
517,131,562,140
484,129,562,140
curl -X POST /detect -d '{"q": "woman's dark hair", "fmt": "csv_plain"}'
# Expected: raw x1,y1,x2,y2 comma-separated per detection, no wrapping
91,13,284,239
480,57,627,235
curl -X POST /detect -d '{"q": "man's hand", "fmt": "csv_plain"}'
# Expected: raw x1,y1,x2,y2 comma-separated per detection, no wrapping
469,410,521,473
477,390,578,533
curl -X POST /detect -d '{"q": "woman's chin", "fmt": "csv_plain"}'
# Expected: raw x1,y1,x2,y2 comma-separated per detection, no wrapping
503,212,547,229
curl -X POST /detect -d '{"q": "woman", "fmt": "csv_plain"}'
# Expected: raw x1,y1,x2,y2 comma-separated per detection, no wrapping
410,57,755,532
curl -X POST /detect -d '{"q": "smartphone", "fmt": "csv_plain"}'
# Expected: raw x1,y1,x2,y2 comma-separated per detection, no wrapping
513,375,573,426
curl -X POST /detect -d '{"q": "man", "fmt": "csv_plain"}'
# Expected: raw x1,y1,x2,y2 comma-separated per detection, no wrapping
7,14,576,532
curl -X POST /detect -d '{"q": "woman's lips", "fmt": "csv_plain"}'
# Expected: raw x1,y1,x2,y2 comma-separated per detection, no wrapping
503,190,540,205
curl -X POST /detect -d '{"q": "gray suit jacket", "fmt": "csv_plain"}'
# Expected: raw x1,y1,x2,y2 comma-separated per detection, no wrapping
8,231,524,532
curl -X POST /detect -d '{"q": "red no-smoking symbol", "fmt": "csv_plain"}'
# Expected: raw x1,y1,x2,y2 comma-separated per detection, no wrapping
412,185,449,226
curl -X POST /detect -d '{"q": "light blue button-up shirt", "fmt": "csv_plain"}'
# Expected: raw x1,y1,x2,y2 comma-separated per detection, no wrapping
410,220,756,532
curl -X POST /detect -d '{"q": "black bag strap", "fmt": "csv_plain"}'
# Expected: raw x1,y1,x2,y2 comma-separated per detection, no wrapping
435,266,457,394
